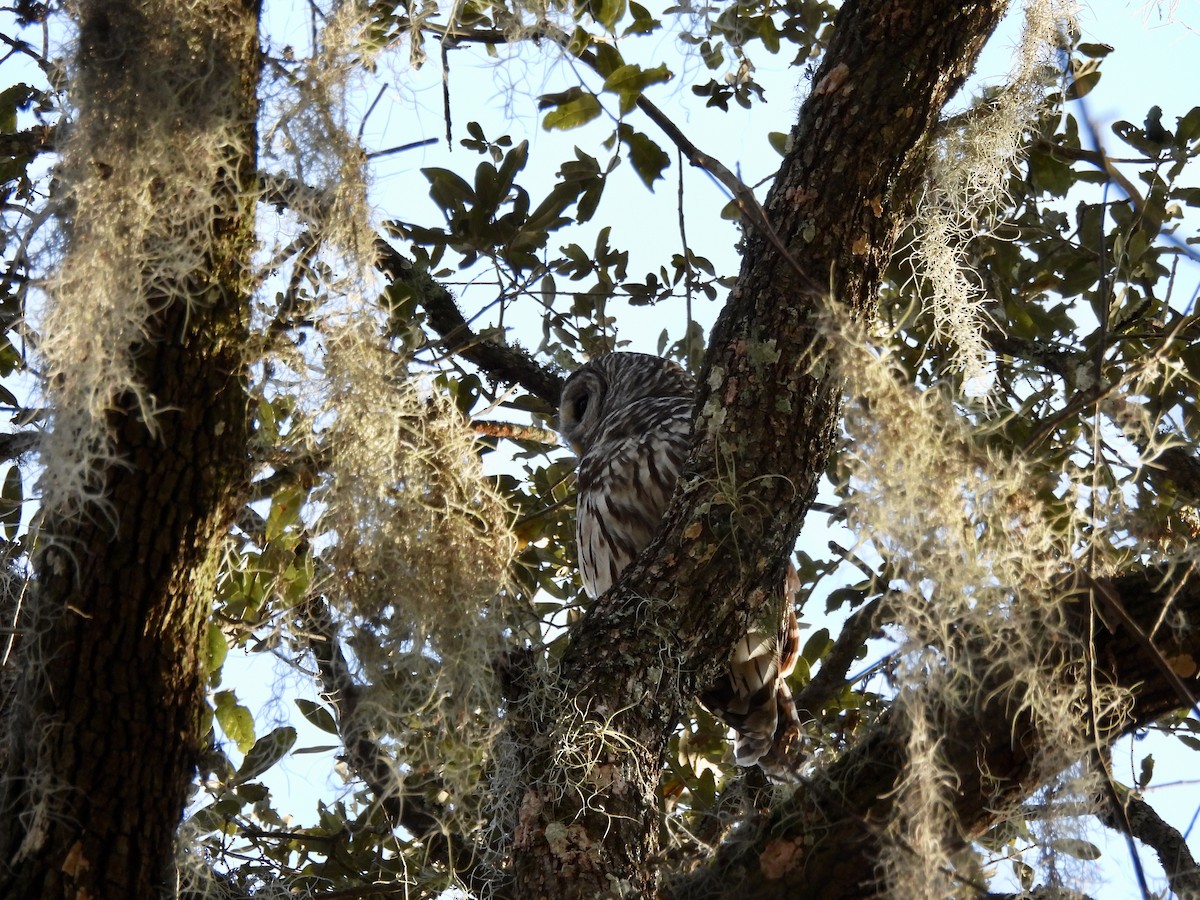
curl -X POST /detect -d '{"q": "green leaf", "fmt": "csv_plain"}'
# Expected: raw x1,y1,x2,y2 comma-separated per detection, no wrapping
0,465,20,540
1064,70,1101,101
541,91,603,131
1173,186,1200,207
1137,753,1154,790
700,40,724,70
0,84,35,135
496,140,529,196
801,627,831,664
602,63,672,116
623,1,659,35
1027,146,1074,197
1076,42,1113,58
825,586,864,612
235,726,297,784
580,0,626,31
0,335,21,376
293,744,340,755
591,42,623,78
214,690,256,754
422,167,475,210
616,125,669,188
1049,838,1102,861
768,131,790,156
295,698,338,735
1177,106,1200,144
265,485,303,542
757,15,780,53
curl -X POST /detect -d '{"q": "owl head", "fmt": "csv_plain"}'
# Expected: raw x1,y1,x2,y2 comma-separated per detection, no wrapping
558,352,695,455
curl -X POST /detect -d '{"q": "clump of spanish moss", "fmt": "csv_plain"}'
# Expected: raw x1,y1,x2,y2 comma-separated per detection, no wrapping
914,0,1075,382
268,0,517,872
36,5,255,516
833,312,1131,896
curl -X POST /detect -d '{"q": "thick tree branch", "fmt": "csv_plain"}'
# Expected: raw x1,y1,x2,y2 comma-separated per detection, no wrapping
0,3,261,896
664,564,1200,899
793,593,886,726
1096,790,1200,899
471,419,559,444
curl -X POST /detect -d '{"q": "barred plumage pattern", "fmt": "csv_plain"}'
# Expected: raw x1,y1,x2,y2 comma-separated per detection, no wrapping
558,352,801,767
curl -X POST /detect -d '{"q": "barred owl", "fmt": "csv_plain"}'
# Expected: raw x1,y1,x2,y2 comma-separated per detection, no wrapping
558,352,801,767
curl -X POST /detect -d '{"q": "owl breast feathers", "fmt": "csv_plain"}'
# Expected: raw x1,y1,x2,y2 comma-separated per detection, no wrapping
558,351,801,768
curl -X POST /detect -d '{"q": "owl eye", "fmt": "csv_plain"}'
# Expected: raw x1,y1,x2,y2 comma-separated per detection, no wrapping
572,392,590,421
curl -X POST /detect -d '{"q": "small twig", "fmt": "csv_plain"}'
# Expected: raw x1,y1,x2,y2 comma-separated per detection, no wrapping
828,540,878,583
471,420,559,444
792,593,886,724
366,137,438,160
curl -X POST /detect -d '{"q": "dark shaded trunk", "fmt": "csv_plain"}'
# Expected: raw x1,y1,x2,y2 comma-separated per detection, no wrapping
0,2,260,897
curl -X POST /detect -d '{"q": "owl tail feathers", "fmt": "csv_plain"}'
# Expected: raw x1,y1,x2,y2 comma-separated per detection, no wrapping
697,630,804,771
731,679,803,769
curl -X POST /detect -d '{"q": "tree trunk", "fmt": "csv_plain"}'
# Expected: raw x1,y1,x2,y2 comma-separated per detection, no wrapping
0,2,260,897
510,1,1011,897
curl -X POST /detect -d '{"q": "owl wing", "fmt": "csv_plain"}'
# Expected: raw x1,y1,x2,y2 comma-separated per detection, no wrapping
575,403,691,598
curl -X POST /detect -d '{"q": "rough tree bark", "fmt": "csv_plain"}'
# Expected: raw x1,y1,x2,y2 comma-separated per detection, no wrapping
0,2,260,898
510,1,1014,897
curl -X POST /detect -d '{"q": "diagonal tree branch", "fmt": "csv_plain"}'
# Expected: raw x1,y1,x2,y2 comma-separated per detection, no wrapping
664,564,1200,899
1096,790,1200,899
373,238,563,405
258,172,563,404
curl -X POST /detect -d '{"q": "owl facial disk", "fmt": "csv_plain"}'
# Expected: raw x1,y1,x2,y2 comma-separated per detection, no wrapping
558,370,605,455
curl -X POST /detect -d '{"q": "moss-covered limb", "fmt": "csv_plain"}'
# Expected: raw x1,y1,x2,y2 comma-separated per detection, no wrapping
373,237,565,405
662,565,1200,899
1097,790,1200,899
507,2,1011,897
0,2,260,898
